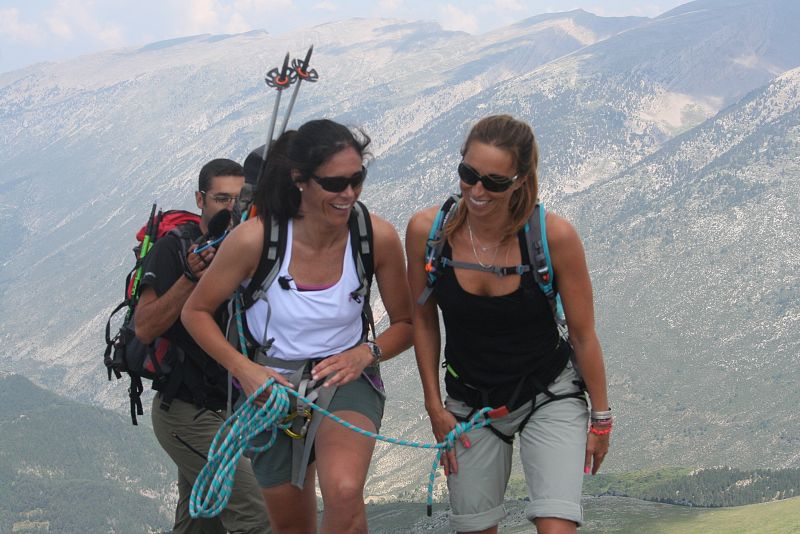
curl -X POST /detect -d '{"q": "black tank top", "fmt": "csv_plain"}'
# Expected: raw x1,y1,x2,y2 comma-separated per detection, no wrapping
433,234,567,409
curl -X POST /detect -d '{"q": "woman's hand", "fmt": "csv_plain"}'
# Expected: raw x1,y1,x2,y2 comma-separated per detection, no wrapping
311,344,373,388
428,405,471,476
235,360,293,404
584,430,610,475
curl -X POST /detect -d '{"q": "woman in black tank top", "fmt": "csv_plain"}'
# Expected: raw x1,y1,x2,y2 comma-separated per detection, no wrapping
407,115,611,534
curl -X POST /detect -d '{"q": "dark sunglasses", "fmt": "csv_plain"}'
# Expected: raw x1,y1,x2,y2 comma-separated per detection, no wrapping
310,166,367,193
457,162,517,192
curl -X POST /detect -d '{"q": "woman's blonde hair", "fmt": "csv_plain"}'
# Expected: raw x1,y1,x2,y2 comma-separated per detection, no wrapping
444,115,539,241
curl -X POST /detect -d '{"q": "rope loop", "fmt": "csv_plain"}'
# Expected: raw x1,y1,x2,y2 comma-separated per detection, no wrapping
190,379,499,519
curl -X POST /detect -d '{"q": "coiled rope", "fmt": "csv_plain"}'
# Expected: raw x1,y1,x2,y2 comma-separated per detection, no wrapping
189,378,508,519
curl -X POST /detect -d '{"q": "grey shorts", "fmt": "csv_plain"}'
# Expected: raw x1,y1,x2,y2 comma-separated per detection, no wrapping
444,363,588,532
248,374,385,488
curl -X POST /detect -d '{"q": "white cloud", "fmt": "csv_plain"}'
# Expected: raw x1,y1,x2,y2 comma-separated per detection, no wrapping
313,1,337,11
45,16,73,40
438,4,479,33
234,0,293,11
96,25,124,46
37,1,127,46
198,0,295,34
226,12,252,33
183,0,223,34
378,0,403,10
0,8,45,43
494,0,525,10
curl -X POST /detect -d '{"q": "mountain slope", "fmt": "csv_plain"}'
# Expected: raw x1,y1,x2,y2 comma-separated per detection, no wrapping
564,66,800,470
0,373,172,533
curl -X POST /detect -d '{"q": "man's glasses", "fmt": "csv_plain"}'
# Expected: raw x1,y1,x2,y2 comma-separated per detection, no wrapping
310,166,367,193
200,191,240,205
457,162,517,193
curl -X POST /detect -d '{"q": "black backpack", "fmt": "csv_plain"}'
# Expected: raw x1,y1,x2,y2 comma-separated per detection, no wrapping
103,206,200,425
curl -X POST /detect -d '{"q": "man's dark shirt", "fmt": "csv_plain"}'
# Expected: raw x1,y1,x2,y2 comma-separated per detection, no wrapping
140,224,229,410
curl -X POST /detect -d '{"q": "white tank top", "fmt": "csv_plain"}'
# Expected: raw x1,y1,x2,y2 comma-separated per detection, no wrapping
245,219,364,369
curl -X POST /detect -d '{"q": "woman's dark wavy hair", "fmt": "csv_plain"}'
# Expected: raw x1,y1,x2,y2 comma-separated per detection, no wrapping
254,119,371,223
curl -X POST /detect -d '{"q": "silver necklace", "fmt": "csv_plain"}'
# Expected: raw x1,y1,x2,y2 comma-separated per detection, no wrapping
467,217,499,269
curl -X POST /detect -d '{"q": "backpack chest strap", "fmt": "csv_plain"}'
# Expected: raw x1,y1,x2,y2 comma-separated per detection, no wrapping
440,257,532,277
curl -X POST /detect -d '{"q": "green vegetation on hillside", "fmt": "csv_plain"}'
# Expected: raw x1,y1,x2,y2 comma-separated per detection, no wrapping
581,467,800,507
366,496,800,533
646,496,800,534
0,374,172,533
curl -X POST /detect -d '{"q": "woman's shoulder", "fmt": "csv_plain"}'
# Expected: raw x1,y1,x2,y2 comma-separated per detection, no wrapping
222,216,264,251
543,210,581,252
406,205,441,236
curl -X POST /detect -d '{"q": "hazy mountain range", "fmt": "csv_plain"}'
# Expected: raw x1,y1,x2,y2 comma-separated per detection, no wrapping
1,0,798,510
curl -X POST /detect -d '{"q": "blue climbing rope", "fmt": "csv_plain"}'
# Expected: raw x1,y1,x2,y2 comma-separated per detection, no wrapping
189,378,507,519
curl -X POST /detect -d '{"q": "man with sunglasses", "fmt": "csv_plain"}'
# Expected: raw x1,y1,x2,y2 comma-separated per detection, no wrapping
134,158,271,534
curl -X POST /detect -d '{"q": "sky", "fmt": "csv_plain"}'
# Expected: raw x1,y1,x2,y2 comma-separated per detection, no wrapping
0,0,690,74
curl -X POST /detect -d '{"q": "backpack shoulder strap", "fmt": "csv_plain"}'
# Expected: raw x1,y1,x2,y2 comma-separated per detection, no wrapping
525,203,567,331
350,201,374,285
242,214,286,309
168,222,200,272
349,201,376,340
417,193,461,305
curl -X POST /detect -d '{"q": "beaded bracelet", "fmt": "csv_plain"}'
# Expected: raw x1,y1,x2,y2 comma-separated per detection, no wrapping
590,417,613,426
589,425,612,436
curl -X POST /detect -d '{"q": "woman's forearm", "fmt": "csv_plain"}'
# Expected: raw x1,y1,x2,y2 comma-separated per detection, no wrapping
571,332,609,411
373,319,413,362
414,313,445,413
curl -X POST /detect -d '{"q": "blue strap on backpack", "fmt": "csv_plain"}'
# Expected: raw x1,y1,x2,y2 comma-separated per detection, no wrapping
418,196,569,342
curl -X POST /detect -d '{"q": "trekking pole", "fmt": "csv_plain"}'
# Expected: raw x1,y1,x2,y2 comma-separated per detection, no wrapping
138,210,161,286
277,45,319,136
261,52,296,168
127,203,157,318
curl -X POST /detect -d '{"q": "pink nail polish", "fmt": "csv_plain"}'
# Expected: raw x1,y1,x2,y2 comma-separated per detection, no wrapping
465,442,471,449
584,466,590,474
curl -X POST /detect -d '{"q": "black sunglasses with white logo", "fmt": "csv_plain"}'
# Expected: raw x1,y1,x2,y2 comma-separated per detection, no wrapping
310,166,367,193
457,162,517,192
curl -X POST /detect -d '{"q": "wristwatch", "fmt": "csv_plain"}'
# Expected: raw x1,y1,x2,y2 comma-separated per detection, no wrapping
364,341,382,364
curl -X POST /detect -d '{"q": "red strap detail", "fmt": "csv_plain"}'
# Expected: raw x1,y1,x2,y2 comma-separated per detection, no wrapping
487,406,509,419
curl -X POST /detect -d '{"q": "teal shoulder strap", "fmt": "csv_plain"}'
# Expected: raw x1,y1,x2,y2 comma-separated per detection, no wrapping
417,193,461,305
525,203,567,332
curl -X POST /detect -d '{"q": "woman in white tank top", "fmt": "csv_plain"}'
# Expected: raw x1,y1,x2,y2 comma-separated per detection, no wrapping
183,120,413,533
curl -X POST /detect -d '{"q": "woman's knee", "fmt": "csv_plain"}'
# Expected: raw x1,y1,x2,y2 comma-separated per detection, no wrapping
321,476,365,507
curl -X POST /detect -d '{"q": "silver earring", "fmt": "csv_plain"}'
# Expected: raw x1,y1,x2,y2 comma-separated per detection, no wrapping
298,186,303,192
